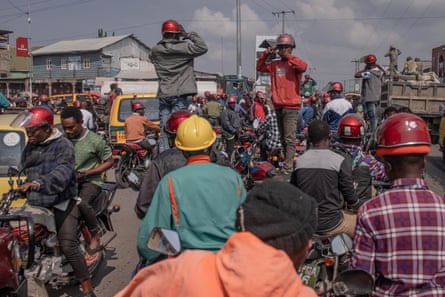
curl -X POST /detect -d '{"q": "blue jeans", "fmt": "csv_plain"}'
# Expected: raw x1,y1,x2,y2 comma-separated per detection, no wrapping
365,102,378,133
159,96,189,153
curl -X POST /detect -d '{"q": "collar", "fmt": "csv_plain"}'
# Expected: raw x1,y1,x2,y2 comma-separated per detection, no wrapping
391,178,428,190
186,154,211,165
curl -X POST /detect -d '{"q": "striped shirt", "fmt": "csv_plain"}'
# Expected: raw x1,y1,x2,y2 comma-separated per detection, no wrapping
351,178,445,296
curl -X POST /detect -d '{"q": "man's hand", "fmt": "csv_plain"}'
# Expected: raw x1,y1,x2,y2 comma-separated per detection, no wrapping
19,181,40,193
77,170,88,180
265,47,276,55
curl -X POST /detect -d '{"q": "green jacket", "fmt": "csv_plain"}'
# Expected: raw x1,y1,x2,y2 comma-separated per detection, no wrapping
137,155,246,264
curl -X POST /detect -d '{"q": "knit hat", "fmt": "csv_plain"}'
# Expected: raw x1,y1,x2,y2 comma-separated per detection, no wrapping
236,179,318,255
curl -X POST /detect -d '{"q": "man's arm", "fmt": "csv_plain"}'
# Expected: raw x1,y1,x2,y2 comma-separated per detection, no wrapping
338,157,358,207
287,54,308,72
143,118,160,132
256,50,272,73
350,207,376,277
183,31,208,57
137,177,173,264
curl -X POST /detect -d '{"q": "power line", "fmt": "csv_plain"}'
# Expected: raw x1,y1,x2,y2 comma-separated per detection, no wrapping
272,10,295,33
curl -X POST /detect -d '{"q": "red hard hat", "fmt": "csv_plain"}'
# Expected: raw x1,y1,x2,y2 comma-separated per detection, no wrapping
11,107,54,129
228,95,237,104
255,91,265,99
192,96,197,102
162,19,181,34
276,33,295,48
131,102,145,112
328,82,343,93
376,113,431,157
303,98,311,106
365,54,377,64
165,110,191,134
338,114,365,140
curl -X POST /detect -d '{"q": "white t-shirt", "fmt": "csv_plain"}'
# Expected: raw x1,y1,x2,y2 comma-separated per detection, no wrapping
80,109,95,130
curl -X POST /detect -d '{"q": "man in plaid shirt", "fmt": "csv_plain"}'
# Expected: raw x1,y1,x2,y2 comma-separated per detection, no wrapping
255,109,281,161
351,112,445,296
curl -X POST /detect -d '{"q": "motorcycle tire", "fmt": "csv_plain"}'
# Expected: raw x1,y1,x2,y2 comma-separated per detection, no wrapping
115,155,131,188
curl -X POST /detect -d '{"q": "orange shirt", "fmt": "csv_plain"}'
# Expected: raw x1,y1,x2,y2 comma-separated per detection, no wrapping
125,114,159,142
115,232,316,297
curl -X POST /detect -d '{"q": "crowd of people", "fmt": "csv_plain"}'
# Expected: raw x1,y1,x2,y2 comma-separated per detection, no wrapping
4,18,444,297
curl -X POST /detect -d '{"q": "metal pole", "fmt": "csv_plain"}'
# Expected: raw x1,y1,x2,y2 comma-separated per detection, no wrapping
272,10,295,33
236,0,242,79
27,0,33,106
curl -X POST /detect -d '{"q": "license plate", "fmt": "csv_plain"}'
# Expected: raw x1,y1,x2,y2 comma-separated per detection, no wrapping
298,263,320,288
117,131,126,143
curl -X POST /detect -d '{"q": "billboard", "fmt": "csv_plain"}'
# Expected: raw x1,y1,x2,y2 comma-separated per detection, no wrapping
255,35,279,85
16,37,29,57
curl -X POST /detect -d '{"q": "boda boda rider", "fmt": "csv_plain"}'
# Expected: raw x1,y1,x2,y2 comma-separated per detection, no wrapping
351,113,445,296
290,120,359,238
61,107,114,265
11,107,96,297
136,115,247,266
135,111,232,220
116,179,318,297
125,102,160,150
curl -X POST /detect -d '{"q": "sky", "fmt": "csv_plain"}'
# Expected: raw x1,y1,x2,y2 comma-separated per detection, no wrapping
1,0,445,91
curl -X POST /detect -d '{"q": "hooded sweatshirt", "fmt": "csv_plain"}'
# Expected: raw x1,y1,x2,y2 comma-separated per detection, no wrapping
116,232,316,297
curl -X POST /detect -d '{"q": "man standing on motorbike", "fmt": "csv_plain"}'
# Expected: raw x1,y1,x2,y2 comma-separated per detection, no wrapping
117,179,317,297
220,95,242,157
11,107,96,297
351,113,445,296
137,115,247,266
290,120,359,237
61,107,114,264
125,102,160,150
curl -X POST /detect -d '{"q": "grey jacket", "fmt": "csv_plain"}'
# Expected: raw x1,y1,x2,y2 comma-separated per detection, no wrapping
150,32,208,98
361,68,383,103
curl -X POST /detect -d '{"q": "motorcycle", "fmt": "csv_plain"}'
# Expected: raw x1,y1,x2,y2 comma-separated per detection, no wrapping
299,233,374,296
114,133,158,190
0,157,120,296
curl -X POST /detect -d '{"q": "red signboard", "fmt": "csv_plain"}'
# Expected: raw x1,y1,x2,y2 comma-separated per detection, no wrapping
16,37,29,57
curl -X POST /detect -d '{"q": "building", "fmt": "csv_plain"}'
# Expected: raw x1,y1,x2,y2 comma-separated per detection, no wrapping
432,45,445,82
31,34,151,96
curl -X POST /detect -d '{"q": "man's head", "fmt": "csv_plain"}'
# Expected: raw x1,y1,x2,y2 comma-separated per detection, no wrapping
11,107,53,145
131,102,145,115
337,114,365,145
161,19,182,39
276,33,295,59
308,120,330,147
61,106,84,139
227,95,237,110
236,179,317,269
376,112,431,180
254,91,265,103
175,115,216,156
327,81,343,97
39,94,49,104
365,54,377,65
165,110,191,148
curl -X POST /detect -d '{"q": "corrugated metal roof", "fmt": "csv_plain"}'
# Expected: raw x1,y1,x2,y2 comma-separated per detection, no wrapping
32,34,135,56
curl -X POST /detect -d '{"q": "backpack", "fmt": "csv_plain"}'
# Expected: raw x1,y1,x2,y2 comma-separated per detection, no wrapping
332,143,372,204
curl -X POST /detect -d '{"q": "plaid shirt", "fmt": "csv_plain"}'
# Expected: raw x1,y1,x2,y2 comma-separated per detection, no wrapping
256,111,281,150
351,178,445,296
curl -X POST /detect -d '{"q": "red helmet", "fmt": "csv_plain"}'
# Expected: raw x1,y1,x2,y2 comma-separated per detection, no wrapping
161,19,181,34
303,98,311,106
328,82,343,93
165,110,191,134
131,102,145,112
276,33,295,48
204,90,211,97
365,54,377,64
338,114,365,140
255,91,265,99
228,95,237,104
191,96,197,102
376,113,431,157
11,107,54,129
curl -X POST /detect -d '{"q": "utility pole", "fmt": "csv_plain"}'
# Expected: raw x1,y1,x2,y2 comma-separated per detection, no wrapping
236,0,242,79
351,59,361,93
272,10,295,33
27,0,33,105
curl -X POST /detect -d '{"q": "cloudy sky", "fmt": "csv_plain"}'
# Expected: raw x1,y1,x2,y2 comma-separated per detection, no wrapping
1,0,444,90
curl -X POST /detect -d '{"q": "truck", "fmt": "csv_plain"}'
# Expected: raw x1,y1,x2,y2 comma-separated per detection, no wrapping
380,79,445,145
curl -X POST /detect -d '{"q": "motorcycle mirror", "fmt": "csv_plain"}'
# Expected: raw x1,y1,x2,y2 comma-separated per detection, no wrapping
147,227,181,256
332,269,374,295
7,166,19,177
331,233,353,256
252,118,260,130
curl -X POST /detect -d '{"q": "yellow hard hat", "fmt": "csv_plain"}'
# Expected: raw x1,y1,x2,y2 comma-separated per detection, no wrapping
175,115,216,151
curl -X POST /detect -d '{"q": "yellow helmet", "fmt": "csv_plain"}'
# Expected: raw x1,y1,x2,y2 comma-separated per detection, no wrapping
175,115,216,151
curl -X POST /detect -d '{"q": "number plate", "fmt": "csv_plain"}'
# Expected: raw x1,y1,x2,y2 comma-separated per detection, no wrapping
298,263,320,288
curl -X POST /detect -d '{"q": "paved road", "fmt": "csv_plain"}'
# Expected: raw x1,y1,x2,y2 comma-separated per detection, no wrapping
46,145,445,296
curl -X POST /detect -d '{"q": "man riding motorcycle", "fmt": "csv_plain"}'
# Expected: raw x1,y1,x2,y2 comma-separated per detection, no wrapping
11,107,96,297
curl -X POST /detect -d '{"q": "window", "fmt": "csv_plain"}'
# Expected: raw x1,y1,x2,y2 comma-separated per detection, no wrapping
61,58,67,69
46,59,52,70
83,57,91,69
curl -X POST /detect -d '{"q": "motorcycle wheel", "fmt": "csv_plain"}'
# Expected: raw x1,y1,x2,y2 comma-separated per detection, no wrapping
114,155,131,188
